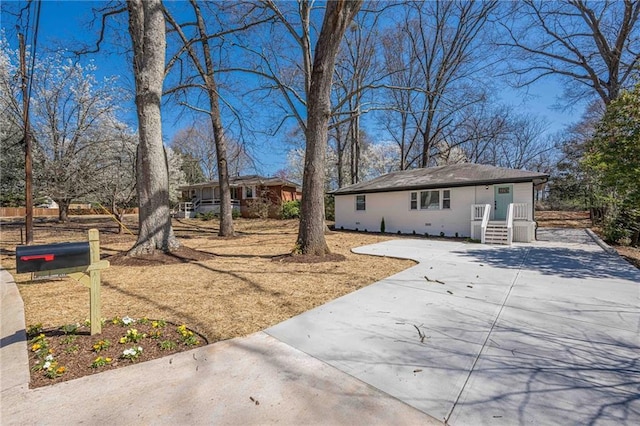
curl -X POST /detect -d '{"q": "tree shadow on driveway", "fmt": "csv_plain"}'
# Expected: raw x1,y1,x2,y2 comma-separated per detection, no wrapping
448,319,640,425
454,245,640,282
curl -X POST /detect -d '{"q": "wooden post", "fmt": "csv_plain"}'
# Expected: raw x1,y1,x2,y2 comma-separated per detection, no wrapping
88,229,102,335
19,33,34,245
25,229,109,335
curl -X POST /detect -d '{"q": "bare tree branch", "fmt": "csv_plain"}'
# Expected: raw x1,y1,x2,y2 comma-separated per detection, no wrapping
498,0,640,104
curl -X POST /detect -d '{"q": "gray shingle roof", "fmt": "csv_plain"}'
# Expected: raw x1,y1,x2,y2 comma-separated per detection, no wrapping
332,164,548,195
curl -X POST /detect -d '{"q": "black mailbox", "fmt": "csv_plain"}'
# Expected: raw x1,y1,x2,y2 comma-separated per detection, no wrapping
16,242,91,273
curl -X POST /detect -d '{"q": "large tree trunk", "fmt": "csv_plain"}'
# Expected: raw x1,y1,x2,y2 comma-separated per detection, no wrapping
110,198,124,234
296,0,363,256
56,199,70,223
189,0,234,237
127,0,179,255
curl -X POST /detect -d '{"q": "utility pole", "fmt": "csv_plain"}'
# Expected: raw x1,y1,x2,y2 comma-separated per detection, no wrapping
19,33,34,244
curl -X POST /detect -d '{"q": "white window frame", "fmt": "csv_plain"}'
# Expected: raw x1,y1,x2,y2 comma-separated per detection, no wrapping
420,190,440,210
355,195,366,211
230,187,240,200
245,185,255,199
442,189,451,209
409,189,451,210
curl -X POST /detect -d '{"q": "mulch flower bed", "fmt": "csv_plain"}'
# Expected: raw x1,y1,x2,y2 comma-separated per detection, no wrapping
27,316,206,388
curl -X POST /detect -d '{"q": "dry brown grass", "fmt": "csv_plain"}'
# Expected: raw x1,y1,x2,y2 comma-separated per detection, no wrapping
535,211,640,269
1,217,415,342
536,210,592,228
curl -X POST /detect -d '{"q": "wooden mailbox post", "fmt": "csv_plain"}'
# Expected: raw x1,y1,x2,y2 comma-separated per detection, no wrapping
17,229,109,335
68,229,108,335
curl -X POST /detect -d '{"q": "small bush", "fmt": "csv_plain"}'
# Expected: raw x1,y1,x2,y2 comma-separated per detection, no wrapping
196,211,216,221
440,231,445,237
246,199,272,219
160,340,177,350
281,200,301,219
380,217,386,233
60,324,78,335
602,219,630,244
325,195,335,221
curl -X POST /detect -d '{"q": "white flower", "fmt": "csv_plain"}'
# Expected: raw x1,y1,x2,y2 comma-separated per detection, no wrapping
45,354,54,361
122,316,134,325
137,346,142,352
43,361,51,370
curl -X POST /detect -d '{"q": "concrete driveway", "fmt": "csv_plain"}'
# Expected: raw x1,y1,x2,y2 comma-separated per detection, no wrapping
267,228,640,425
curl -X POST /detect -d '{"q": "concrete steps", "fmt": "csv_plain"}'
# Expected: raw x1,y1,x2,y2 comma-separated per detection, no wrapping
485,221,509,245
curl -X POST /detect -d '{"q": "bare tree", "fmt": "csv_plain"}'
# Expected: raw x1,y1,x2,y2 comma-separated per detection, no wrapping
331,9,385,185
229,0,316,134
451,103,509,165
499,0,640,104
170,126,217,181
127,0,180,254
379,24,423,170
234,1,382,189
451,102,554,171
297,0,363,256
170,121,254,181
226,0,361,254
381,0,499,169
497,114,553,170
163,0,264,237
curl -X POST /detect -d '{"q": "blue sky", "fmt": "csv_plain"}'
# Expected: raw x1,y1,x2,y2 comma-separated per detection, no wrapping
2,0,582,176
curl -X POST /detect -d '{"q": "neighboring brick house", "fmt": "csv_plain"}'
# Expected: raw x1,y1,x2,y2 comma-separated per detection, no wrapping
176,175,302,218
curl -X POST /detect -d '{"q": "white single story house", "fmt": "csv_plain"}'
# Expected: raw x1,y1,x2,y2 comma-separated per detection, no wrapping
332,163,548,244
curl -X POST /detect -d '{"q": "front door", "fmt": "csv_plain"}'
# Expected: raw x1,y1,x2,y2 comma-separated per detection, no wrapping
494,184,513,221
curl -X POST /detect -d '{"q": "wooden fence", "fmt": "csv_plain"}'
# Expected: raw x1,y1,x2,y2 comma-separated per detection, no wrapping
0,207,138,218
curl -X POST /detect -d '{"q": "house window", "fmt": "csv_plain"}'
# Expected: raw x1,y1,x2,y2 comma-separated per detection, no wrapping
420,190,440,210
356,195,366,211
230,187,240,200
411,189,450,210
443,190,451,209
410,192,418,210
245,186,254,199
